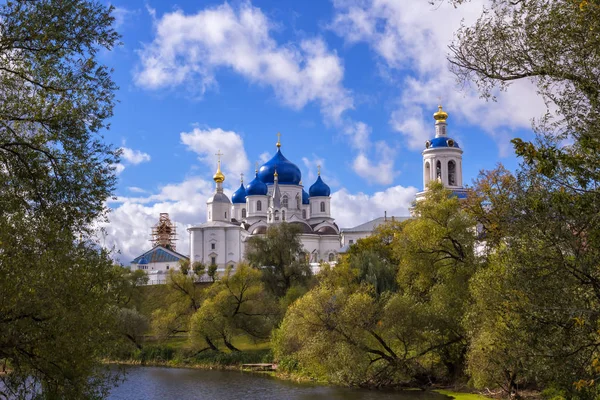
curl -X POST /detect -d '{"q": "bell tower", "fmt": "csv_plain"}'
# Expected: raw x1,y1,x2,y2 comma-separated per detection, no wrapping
416,105,465,201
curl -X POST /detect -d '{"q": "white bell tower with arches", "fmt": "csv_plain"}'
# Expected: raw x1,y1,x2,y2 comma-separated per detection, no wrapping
416,105,467,201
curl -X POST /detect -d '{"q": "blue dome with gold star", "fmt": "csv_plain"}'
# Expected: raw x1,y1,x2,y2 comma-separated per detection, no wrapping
258,145,301,185
232,182,247,204
246,172,268,196
426,137,460,149
309,175,330,197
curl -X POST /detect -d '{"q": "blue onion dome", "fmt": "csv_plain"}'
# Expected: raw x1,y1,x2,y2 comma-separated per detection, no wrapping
309,175,331,197
258,146,302,185
425,137,460,149
302,188,310,205
246,171,268,196
232,180,247,204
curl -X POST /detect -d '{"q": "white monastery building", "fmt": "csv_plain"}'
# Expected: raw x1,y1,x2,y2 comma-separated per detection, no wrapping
131,106,467,276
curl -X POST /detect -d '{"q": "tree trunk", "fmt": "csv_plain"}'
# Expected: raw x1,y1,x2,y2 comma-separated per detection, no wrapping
222,334,241,352
204,336,219,351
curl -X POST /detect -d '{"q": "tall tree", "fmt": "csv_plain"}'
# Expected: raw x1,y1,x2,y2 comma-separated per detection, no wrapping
274,183,479,387
448,0,600,188
245,223,312,297
449,1,600,396
0,1,120,397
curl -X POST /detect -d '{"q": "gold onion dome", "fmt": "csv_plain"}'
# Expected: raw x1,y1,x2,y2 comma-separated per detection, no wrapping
433,105,448,123
213,161,225,183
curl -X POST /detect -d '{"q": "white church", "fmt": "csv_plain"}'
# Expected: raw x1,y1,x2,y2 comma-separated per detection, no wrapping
131,105,466,278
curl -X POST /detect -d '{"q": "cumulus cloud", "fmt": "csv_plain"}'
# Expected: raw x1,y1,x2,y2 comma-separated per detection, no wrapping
135,2,352,123
103,176,217,263
352,141,396,185
120,146,151,165
135,2,395,182
180,127,250,179
331,185,419,228
330,0,547,153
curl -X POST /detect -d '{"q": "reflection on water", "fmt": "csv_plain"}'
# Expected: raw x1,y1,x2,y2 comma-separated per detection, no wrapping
108,366,451,400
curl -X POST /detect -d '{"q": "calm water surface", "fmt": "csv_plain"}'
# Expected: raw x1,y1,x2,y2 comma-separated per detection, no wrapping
108,366,451,400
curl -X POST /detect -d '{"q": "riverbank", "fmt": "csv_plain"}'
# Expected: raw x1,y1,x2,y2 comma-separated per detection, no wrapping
106,356,491,400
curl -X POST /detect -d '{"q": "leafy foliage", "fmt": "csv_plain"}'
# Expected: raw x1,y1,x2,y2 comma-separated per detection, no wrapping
245,223,312,297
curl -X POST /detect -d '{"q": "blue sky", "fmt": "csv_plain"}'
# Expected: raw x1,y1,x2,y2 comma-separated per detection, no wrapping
101,0,547,262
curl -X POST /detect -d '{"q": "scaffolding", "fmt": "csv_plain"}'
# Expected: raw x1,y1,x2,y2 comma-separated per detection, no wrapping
150,213,177,251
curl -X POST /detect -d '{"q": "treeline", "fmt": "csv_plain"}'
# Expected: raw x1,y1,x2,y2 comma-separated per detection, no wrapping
121,161,600,400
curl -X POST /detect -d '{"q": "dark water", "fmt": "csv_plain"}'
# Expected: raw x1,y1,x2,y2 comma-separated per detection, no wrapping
107,366,451,400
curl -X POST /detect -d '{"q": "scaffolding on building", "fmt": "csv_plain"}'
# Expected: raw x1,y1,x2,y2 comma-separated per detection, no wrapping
150,213,177,251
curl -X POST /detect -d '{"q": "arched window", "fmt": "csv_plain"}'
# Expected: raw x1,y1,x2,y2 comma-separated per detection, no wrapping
296,194,300,209
242,208,246,218
328,253,335,262
448,160,456,186
424,161,431,185
282,210,286,221
282,195,288,209
436,160,442,180
302,209,306,219
274,210,279,221
224,212,227,219
208,211,211,220
320,201,325,212
256,200,262,211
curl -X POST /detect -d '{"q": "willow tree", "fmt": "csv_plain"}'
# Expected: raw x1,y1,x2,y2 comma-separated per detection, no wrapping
0,1,120,398
245,223,312,297
274,183,479,387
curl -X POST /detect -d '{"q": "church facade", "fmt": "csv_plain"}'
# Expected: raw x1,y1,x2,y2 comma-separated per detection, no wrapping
131,105,466,276
188,136,342,271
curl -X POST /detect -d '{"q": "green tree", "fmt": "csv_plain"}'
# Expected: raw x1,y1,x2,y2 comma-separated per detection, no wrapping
193,261,206,277
0,0,121,397
447,1,600,396
464,166,600,398
150,270,205,341
245,223,312,297
207,264,218,282
274,183,478,387
191,264,277,352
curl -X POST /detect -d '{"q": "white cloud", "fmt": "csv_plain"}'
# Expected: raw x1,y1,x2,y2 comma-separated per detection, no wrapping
135,2,400,183
135,2,353,123
331,184,418,228
111,163,125,175
120,146,151,165
331,0,547,154
258,152,271,164
127,186,148,194
180,127,250,179
103,176,217,263
112,6,136,29
351,141,396,185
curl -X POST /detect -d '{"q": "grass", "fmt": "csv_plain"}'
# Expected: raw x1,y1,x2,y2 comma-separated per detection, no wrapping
435,389,490,400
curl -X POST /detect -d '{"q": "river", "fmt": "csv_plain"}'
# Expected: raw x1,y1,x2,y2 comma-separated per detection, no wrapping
107,366,452,400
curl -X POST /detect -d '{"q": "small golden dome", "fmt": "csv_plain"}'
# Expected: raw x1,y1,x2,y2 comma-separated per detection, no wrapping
213,161,225,183
433,105,448,123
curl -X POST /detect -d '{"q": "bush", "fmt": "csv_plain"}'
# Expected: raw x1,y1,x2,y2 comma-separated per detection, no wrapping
135,345,176,363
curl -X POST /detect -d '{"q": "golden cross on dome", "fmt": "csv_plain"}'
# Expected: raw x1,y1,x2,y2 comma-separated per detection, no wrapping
317,164,321,176
276,132,281,148
240,172,244,183
255,161,259,173
215,149,223,161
